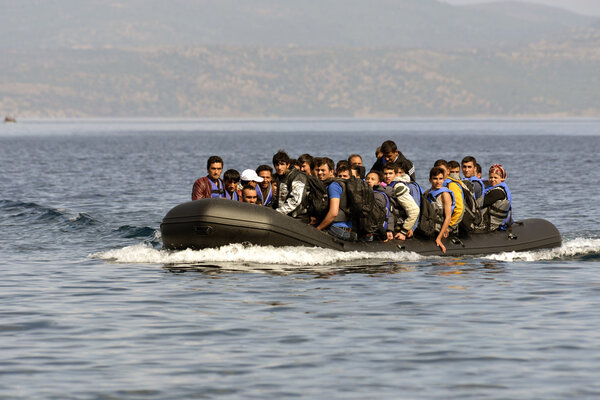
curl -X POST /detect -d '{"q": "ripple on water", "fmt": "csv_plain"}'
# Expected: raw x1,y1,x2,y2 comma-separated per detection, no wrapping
2,122,600,399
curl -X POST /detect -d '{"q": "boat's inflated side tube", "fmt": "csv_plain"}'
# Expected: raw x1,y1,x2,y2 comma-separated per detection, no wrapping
161,199,350,251
160,199,562,256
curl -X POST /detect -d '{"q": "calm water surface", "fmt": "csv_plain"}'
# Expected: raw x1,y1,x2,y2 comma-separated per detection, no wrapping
1,119,599,399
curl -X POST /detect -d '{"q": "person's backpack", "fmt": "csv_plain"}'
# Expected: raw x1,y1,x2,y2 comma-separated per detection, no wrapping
372,187,393,230
340,177,385,235
387,181,422,231
405,181,424,208
457,181,482,232
303,173,329,220
374,185,398,215
462,177,485,202
403,180,423,231
461,179,475,195
364,198,388,236
417,192,438,238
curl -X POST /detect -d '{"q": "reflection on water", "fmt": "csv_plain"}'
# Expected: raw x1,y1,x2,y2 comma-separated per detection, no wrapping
161,261,419,276
160,259,510,278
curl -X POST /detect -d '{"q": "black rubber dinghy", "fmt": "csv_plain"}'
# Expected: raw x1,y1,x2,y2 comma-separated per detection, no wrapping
161,199,562,257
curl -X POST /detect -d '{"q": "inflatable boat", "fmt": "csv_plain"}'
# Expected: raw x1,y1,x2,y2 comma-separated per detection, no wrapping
160,199,561,256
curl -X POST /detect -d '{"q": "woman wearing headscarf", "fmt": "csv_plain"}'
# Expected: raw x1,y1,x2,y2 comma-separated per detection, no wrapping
480,164,512,231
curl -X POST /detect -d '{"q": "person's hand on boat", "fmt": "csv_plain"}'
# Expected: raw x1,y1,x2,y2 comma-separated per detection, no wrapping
385,231,394,242
436,237,447,253
395,232,406,241
407,229,414,238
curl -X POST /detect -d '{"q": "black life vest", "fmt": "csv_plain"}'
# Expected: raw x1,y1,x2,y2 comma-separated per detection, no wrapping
323,178,349,223
418,187,454,237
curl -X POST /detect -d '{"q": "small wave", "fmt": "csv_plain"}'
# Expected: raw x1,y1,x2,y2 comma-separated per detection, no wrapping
483,238,600,262
70,212,99,226
40,208,65,220
0,199,38,210
114,225,158,239
1,199,65,221
1,199,103,233
89,243,424,266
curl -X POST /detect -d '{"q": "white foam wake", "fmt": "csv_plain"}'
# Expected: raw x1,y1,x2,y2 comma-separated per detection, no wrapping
483,238,600,262
90,237,600,267
89,243,424,266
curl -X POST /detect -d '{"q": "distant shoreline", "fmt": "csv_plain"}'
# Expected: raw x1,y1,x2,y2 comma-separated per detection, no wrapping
8,116,600,122
3,118,599,140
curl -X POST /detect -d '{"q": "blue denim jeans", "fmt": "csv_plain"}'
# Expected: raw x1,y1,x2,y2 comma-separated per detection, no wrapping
327,225,352,241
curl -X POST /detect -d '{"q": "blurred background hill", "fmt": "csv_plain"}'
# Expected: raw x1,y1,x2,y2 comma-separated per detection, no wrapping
2,0,599,117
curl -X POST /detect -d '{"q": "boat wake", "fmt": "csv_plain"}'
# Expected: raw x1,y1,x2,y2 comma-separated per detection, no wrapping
89,242,425,267
90,237,600,269
483,237,600,262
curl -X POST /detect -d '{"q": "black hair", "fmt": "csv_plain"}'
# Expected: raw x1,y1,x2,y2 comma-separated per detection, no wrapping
380,140,397,154
207,155,223,170
336,160,349,172
337,164,350,173
433,159,449,169
256,164,273,175
430,167,445,179
241,184,256,193
223,169,240,183
397,158,412,174
382,161,399,173
350,164,366,179
367,170,383,183
314,157,335,172
448,160,460,169
272,150,290,166
476,163,482,174
462,155,477,165
298,154,314,170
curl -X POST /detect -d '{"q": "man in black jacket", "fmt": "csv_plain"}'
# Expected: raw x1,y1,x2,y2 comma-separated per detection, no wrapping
272,150,308,220
370,140,416,182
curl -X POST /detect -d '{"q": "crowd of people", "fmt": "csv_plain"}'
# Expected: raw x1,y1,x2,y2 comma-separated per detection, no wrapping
191,140,512,253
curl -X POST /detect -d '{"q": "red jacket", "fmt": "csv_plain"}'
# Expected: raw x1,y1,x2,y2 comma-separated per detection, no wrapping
192,176,225,200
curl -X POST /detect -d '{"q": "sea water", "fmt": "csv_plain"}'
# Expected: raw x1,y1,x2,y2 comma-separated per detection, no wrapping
1,119,599,399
